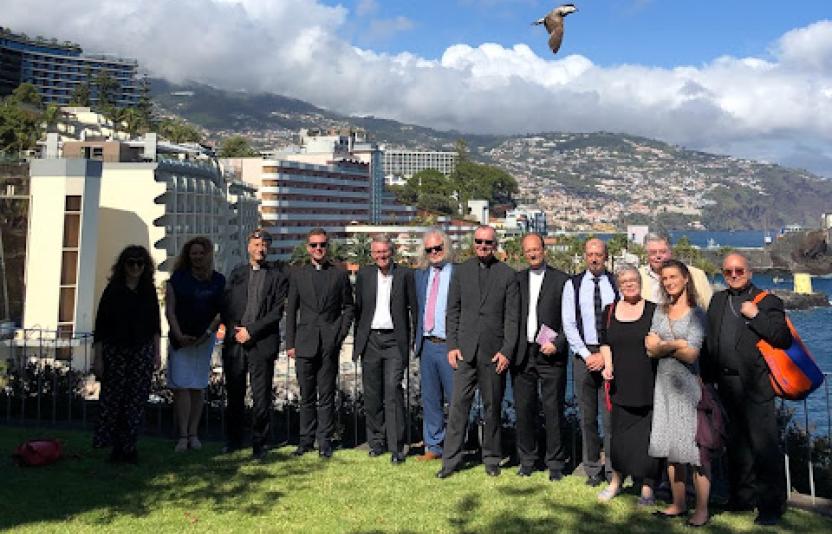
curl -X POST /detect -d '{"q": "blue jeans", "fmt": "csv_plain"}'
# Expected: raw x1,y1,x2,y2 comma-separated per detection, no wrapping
420,339,454,455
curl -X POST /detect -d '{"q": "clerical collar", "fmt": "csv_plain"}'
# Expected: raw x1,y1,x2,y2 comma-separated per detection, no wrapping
728,284,753,297
478,256,497,268
250,263,262,271
312,260,329,271
530,265,545,274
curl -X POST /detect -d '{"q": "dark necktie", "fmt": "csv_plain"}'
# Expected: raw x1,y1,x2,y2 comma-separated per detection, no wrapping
593,276,603,338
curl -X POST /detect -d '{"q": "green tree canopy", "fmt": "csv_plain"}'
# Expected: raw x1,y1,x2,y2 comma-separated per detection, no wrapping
158,118,202,144
218,135,257,157
69,82,91,107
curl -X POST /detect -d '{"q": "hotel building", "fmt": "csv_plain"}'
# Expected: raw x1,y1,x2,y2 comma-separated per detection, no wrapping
382,150,458,187
0,26,141,107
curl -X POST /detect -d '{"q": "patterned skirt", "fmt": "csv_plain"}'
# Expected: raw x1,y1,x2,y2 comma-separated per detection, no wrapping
648,357,701,466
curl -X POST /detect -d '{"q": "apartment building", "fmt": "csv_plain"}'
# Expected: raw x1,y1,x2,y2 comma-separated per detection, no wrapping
0,26,141,107
383,150,458,187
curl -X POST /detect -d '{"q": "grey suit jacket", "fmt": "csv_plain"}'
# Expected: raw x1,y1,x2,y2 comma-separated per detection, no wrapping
446,257,520,362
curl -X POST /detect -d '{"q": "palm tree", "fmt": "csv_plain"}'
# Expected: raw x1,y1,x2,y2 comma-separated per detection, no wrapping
346,233,373,266
122,107,147,138
289,244,308,266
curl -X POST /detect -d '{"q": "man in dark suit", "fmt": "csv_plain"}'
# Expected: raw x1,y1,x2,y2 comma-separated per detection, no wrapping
286,228,355,459
703,253,791,526
352,235,417,464
220,229,288,460
413,229,455,461
513,233,570,480
437,225,520,478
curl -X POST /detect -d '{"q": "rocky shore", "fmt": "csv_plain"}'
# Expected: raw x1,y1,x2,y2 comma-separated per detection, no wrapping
770,290,830,310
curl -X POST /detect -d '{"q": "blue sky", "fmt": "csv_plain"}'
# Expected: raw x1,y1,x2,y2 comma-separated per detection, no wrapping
5,0,832,175
338,1,832,67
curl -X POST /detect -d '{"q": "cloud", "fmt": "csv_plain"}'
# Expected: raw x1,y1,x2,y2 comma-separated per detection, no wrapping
3,1,832,175
356,0,378,17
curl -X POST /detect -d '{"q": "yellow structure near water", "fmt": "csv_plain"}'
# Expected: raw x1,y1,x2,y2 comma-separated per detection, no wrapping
794,272,813,295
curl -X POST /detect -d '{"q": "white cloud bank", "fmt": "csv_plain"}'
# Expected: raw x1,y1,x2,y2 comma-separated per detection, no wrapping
4,0,832,175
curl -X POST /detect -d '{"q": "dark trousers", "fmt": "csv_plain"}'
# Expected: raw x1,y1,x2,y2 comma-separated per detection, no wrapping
420,339,454,455
513,345,568,472
573,355,612,479
296,348,338,448
223,343,275,451
362,330,406,453
93,342,154,454
442,348,506,471
718,375,786,515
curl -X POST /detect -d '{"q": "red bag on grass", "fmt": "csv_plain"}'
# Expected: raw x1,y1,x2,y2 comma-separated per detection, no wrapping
12,438,63,466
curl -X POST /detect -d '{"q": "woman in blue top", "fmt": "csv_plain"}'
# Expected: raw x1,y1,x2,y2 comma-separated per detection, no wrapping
166,236,225,453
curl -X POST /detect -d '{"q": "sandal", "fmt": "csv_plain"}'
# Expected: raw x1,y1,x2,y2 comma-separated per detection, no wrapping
597,486,620,503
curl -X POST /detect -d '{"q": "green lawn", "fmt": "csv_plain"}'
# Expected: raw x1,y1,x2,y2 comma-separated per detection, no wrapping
1,426,828,533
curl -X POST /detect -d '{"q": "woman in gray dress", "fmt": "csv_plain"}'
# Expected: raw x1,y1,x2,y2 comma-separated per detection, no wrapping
646,259,710,527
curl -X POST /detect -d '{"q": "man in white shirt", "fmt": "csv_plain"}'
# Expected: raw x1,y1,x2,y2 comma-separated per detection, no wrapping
352,235,417,464
639,232,713,309
562,238,617,486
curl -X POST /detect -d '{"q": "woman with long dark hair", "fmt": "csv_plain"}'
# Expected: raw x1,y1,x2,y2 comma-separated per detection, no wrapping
646,259,710,527
166,236,224,452
93,245,161,463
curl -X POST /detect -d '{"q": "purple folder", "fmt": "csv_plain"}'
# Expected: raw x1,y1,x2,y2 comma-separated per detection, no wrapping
536,323,557,346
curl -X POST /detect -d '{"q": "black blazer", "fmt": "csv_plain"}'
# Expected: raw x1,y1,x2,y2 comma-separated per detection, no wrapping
285,262,355,358
446,257,520,362
703,285,792,402
352,264,417,364
514,264,569,368
220,263,288,360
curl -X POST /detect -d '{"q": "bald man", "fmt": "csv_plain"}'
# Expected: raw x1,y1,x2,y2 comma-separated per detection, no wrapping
639,233,712,309
702,253,791,526
562,238,618,486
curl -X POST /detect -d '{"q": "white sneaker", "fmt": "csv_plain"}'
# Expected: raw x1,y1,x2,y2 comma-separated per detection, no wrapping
174,437,189,453
188,436,202,450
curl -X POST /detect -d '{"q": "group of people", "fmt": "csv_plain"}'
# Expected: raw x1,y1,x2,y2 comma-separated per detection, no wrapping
91,227,792,527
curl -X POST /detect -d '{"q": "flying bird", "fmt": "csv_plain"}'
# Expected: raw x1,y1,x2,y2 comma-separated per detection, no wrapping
533,4,578,56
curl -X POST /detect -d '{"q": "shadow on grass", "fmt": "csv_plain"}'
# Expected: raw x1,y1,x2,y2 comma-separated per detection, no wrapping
0,428,327,530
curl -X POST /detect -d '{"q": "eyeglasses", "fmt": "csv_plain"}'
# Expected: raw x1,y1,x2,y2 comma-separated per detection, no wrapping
125,259,145,268
424,245,443,254
722,267,746,277
474,239,495,246
308,242,328,249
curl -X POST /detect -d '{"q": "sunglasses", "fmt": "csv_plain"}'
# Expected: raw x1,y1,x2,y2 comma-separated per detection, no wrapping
308,242,328,249
125,259,145,268
424,245,443,254
474,239,495,245
722,267,746,277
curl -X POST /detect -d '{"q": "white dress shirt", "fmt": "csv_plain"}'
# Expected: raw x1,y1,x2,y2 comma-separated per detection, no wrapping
527,267,545,342
370,268,395,330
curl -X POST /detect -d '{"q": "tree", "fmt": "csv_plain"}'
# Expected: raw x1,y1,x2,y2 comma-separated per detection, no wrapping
122,107,148,138
451,160,518,216
346,233,373,266
69,82,91,107
289,244,309,266
218,135,257,157
42,104,62,133
93,70,118,110
159,118,202,144
501,236,524,267
10,83,42,107
103,105,127,136
607,233,629,258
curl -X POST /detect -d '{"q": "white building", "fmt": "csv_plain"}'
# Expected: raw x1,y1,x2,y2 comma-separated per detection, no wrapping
23,133,259,367
466,200,489,225
382,150,458,186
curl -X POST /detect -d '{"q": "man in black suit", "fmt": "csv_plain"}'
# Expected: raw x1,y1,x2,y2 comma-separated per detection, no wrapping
513,233,570,480
220,229,288,460
437,225,520,478
352,235,417,464
286,228,355,459
703,253,791,526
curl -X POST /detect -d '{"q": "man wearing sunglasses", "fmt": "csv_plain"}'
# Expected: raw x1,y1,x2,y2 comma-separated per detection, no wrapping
437,225,520,478
413,229,455,461
702,253,791,526
286,228,355,459
220,229,288,460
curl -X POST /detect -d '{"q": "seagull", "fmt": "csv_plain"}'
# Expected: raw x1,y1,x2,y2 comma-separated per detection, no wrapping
533,4,578,56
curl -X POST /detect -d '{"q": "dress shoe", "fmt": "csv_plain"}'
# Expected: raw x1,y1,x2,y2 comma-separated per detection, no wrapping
585,474,604,487
252,448,267,461
319,445,333,459
436,467,455,479
753,513,781,526
292,445,312,457
516,465,534,477
368,447,385,457
485,465,501,477
416,451,441,461
652,510,688,519
549,470,564,482
391,452,406,464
